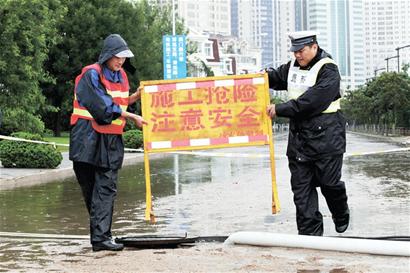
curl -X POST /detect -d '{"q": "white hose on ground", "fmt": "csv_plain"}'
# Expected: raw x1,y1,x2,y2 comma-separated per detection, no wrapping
224,231,410,257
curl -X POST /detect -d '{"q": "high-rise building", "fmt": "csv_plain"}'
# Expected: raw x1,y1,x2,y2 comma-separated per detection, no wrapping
363,0,410,77
295,0,365,89
145,0,410,87
178,0,231,36
294,0,308,31
147,0,231,35
231,0,239,38
231,0,278,68
271,0,295,67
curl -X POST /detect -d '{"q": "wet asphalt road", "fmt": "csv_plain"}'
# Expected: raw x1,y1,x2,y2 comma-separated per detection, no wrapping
0,132,409,271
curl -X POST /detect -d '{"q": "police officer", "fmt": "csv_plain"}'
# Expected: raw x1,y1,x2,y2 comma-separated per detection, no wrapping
266,31,349,236
69,34,147,251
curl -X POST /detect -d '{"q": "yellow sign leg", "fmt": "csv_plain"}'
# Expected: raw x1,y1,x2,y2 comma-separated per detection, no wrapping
268,130,280,214
144,151,156,223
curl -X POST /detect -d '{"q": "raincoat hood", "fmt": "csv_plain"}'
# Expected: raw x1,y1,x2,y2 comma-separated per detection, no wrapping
98,34,134,64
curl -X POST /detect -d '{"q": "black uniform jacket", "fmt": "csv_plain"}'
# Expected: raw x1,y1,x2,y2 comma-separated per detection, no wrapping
267,48,346,161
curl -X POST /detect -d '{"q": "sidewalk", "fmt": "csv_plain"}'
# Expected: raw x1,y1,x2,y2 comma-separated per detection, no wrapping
0,152,148,190
348,131,410,147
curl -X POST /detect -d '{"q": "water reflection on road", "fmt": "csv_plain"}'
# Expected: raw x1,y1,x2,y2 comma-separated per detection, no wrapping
0,133,409,238
0,133,409,271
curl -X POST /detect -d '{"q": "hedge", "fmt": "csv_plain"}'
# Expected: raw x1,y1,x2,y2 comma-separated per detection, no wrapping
0,132,63,168
123,129,144,149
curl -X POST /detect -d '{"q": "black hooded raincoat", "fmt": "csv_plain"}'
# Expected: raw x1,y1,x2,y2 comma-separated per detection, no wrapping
69,34,134,244
69,34,133,170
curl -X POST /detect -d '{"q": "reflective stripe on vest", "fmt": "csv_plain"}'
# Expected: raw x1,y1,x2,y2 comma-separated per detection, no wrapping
287,57,340,114
70,63,129,134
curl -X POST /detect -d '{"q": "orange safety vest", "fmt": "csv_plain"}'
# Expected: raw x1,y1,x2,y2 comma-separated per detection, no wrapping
70,63,129,134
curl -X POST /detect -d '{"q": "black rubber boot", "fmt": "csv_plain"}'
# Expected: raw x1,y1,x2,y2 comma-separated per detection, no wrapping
333,210,350,233
92,240,124,251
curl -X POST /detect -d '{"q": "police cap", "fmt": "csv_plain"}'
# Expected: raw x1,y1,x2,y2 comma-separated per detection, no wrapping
288,31,318,52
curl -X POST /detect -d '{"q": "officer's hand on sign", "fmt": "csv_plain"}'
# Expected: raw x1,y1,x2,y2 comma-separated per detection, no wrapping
265,67,275,73
260,67,274,74
267,104,276,119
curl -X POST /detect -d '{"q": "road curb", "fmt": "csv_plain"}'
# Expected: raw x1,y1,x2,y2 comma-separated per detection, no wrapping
0,153,169,191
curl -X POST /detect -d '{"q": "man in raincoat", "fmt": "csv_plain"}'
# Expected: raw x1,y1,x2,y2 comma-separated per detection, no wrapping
69,34,147,251
266,31,349,236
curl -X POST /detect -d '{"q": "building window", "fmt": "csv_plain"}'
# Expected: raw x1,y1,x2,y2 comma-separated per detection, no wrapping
203,42,213,58
224,59,233,74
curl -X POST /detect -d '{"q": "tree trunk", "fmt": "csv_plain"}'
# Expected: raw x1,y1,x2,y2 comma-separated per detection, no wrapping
54,111,61,137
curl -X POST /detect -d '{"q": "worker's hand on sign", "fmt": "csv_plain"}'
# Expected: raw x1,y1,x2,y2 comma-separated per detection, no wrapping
122,111,147,128
267,104,276,119
129,87,142,105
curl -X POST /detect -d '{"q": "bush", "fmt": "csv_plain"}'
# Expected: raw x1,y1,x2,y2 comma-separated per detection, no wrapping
123,129,144,149
0,109,45,136
0,132,63,168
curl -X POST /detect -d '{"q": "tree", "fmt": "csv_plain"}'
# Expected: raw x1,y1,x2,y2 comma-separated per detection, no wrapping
270,95,287,124
342,86,374,125
342,71,410,128
0,0,62,135
42,0,184,135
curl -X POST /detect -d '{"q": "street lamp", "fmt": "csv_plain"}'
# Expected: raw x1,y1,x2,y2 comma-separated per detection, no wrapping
385,55,398,72
396,44,410,72
374,67,385,77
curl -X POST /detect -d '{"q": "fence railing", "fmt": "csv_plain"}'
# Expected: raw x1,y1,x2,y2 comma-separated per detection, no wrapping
272,123,410,137
347,124,410,136
272,123,289,134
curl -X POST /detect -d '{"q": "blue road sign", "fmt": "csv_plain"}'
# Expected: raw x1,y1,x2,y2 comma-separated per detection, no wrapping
163,35,187,80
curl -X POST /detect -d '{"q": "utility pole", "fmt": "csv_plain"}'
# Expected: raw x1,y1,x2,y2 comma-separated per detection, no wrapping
172,0,176,35
396,44,410,72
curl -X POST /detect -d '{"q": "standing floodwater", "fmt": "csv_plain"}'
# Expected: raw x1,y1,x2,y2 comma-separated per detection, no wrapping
0,133,409,271
0,133,408,237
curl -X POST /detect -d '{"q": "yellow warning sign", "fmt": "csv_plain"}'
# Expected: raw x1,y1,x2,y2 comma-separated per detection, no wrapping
141,73,272,152
140,73,280,220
